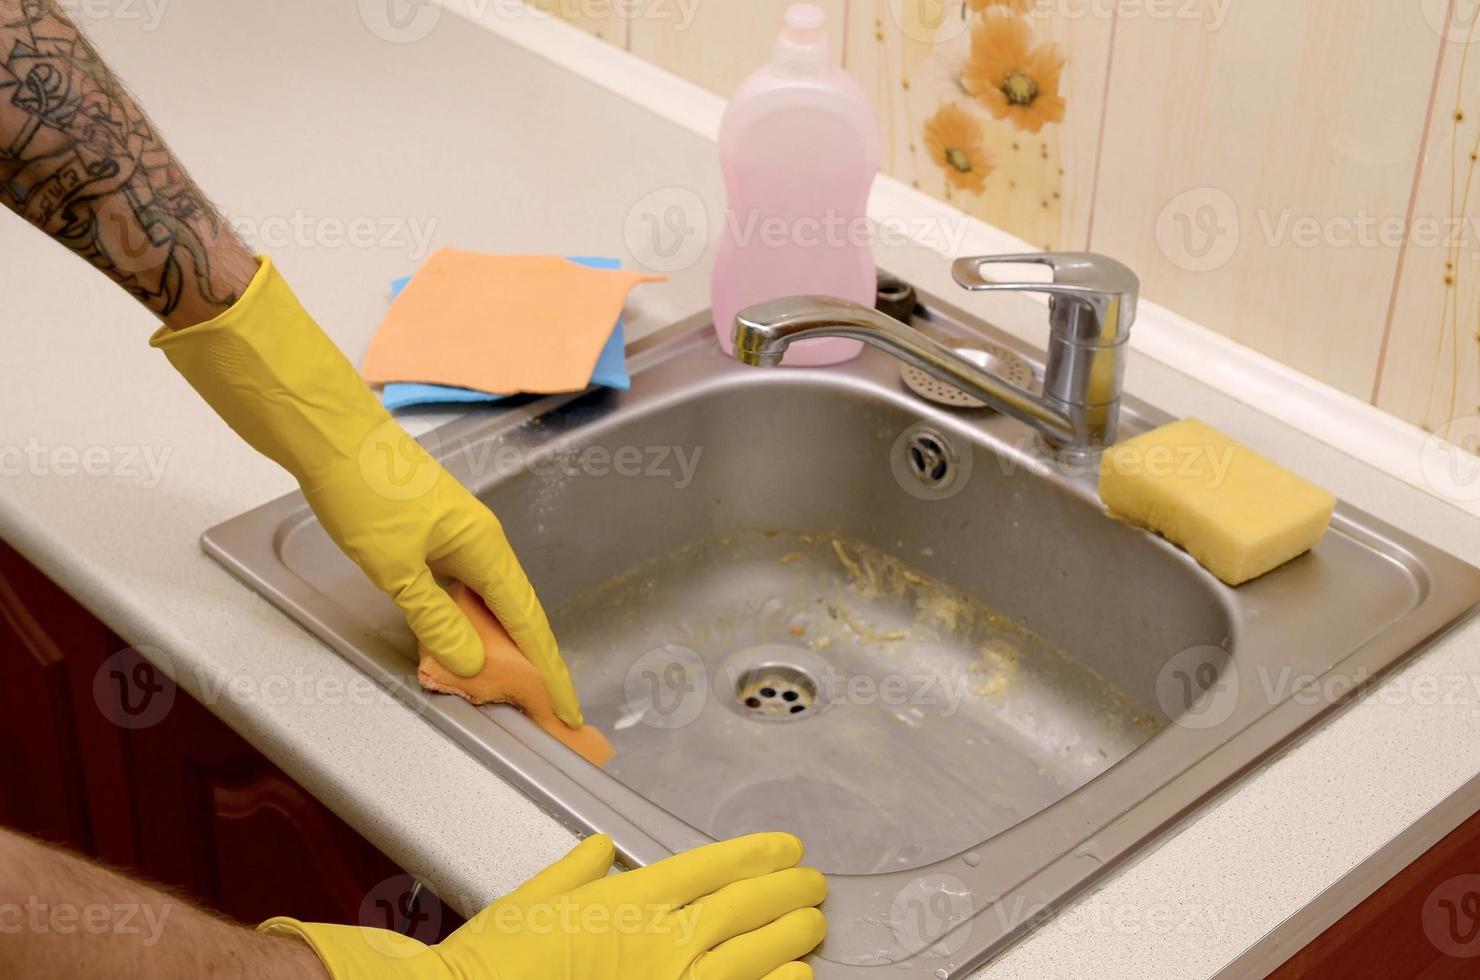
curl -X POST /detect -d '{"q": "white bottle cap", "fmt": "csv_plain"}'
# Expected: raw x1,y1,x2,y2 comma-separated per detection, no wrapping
775,3,829,72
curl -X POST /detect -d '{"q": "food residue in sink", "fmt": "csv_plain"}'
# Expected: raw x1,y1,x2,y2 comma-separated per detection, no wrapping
549,527,1167,875
556,528,1160,772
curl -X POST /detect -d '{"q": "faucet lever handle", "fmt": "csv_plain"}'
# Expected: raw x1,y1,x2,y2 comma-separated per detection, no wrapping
951,252,1139,333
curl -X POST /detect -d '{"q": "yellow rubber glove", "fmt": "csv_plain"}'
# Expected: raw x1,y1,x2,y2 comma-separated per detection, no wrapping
261,833,826,980
150,256,582,726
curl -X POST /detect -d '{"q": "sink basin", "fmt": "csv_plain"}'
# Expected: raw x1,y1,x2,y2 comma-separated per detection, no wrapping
204,285,1480,977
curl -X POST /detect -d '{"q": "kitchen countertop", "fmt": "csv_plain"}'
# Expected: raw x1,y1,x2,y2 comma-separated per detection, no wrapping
4,2,1480,976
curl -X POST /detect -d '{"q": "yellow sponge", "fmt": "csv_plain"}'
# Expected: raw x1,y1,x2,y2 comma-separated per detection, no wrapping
1099,419,1335,586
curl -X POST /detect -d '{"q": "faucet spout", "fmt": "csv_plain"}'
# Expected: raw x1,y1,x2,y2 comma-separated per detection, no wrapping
733,295,1077,446
730,253,1139,453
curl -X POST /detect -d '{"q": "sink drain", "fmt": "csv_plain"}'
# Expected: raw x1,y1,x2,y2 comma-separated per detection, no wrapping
891,422,973,500
888,420,970,503
906,430,954,485
734,664,820,721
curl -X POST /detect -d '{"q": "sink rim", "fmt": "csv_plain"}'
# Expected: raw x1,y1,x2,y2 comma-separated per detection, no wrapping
202,291,1480,978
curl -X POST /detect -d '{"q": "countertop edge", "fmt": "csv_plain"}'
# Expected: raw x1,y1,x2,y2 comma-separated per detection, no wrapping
1213,767,1480,978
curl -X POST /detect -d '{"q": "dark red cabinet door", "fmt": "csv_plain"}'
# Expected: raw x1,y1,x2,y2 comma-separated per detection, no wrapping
0,538,462,936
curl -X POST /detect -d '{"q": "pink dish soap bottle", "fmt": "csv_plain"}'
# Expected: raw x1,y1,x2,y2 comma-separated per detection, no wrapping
710,3,881,366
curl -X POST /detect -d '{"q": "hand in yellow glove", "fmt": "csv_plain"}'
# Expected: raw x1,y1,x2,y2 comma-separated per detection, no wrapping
262,832,826,980
150,256,583,726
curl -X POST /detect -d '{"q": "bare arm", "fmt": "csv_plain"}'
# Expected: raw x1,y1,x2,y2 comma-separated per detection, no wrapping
0,0,255,329
0,827,329,979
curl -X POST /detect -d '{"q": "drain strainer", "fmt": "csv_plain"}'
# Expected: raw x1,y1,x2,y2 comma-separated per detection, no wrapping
900,344,1036,409
734,664,820,721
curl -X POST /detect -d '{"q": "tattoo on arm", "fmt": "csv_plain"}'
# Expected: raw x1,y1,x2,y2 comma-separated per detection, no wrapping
0,0,255,328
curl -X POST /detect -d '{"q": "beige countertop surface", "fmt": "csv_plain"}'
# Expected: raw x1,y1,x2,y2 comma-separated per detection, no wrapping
4,2,1480,976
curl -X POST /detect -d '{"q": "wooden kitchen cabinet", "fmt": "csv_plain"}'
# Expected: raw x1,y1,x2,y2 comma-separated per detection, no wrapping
0,540,111,859
0,538,461,936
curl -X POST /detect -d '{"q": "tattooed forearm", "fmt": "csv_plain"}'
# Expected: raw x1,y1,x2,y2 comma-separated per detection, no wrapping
0,0,255,328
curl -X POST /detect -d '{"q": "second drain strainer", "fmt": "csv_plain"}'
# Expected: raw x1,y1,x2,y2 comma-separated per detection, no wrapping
900,343,1036,409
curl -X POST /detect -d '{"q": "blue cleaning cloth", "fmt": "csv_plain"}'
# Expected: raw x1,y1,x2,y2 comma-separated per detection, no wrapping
379,255,630,411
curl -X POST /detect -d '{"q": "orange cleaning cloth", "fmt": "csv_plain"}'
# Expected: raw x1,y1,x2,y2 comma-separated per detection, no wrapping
361,250,664,394
417,584,614,767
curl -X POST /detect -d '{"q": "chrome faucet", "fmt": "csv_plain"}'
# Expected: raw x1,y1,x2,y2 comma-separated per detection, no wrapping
731,252,1139,454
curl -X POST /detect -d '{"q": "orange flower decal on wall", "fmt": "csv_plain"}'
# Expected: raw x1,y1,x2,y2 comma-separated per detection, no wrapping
923,103,994,195
962,15,1065,134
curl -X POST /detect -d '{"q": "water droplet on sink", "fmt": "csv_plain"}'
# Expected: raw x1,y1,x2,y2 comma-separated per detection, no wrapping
893,706,924,728
963,852,981,868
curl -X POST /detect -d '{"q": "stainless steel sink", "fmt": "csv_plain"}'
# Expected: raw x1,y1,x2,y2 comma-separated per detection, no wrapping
204,284,1480,977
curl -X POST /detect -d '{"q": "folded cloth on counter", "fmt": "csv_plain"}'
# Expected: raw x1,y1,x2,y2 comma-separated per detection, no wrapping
418,583,615,767
379,257,632,411
362,249,662,396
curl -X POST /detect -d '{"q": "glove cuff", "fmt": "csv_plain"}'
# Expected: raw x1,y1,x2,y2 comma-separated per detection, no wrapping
259,917,455,980
149,255,392,481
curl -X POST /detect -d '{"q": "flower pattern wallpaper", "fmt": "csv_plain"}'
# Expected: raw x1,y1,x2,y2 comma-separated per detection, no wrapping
904,5,1070,250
